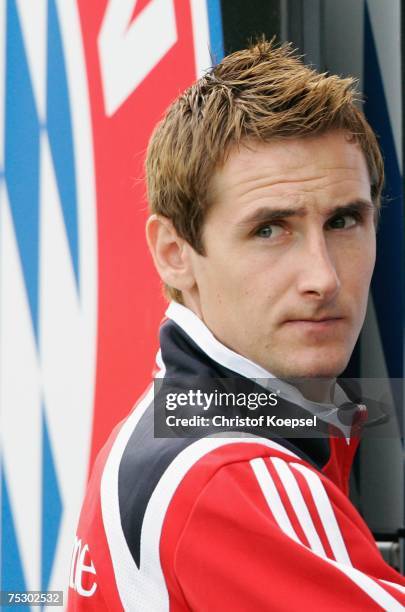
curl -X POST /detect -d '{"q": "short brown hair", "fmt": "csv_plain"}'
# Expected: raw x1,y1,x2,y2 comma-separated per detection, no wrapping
146,39,384,302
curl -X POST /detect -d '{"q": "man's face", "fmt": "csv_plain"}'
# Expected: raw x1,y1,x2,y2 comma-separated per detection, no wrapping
187,131,376,378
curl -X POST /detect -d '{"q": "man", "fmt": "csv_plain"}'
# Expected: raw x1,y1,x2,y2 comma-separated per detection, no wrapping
68,41,405,610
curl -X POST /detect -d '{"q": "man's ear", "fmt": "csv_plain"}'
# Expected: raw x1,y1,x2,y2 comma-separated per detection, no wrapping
146,215,196,292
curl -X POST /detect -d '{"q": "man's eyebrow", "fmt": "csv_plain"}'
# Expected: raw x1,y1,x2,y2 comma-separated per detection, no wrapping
327,200,375,217
236,206,305,226
236,200,375,227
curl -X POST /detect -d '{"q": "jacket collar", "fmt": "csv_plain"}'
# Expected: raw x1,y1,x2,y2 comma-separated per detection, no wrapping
165,301,274,379
160,302,388,492
165,302,351,423
160,303,334,470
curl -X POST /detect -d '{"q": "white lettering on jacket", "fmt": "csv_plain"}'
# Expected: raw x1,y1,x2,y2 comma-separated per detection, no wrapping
69,536,97,597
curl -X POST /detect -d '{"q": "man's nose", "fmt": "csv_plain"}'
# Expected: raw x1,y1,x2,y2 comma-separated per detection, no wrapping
296,232,341,301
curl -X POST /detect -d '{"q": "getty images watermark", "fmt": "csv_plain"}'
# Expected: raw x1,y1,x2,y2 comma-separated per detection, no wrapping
165,388,279,410
153,378,402,439
164,389,317,430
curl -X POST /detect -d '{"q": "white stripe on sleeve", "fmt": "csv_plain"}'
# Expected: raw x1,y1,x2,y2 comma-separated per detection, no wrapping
251,457,404,611
291,461,352,566
380,580,405,595
250,458,300,544
271,457,326,557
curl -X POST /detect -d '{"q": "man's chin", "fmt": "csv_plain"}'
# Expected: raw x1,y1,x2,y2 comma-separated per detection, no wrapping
269,354,349,380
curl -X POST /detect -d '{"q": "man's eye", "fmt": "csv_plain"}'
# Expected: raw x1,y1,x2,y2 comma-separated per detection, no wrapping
256,224,283,239
328,214,358,230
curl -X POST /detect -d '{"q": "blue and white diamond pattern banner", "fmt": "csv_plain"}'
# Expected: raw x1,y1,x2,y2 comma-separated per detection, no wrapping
0,0,97,602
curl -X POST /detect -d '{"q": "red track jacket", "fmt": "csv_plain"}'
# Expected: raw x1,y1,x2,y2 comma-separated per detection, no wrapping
68,303,405,610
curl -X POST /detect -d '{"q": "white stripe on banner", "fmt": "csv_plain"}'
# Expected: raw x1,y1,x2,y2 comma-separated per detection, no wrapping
251,458,403,610
98,0,178,116
291,462,352,566
271,457,326,557
189,0,212,77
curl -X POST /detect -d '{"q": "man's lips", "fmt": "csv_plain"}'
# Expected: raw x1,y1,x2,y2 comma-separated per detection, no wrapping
285,317,344,323
283,317,345,331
